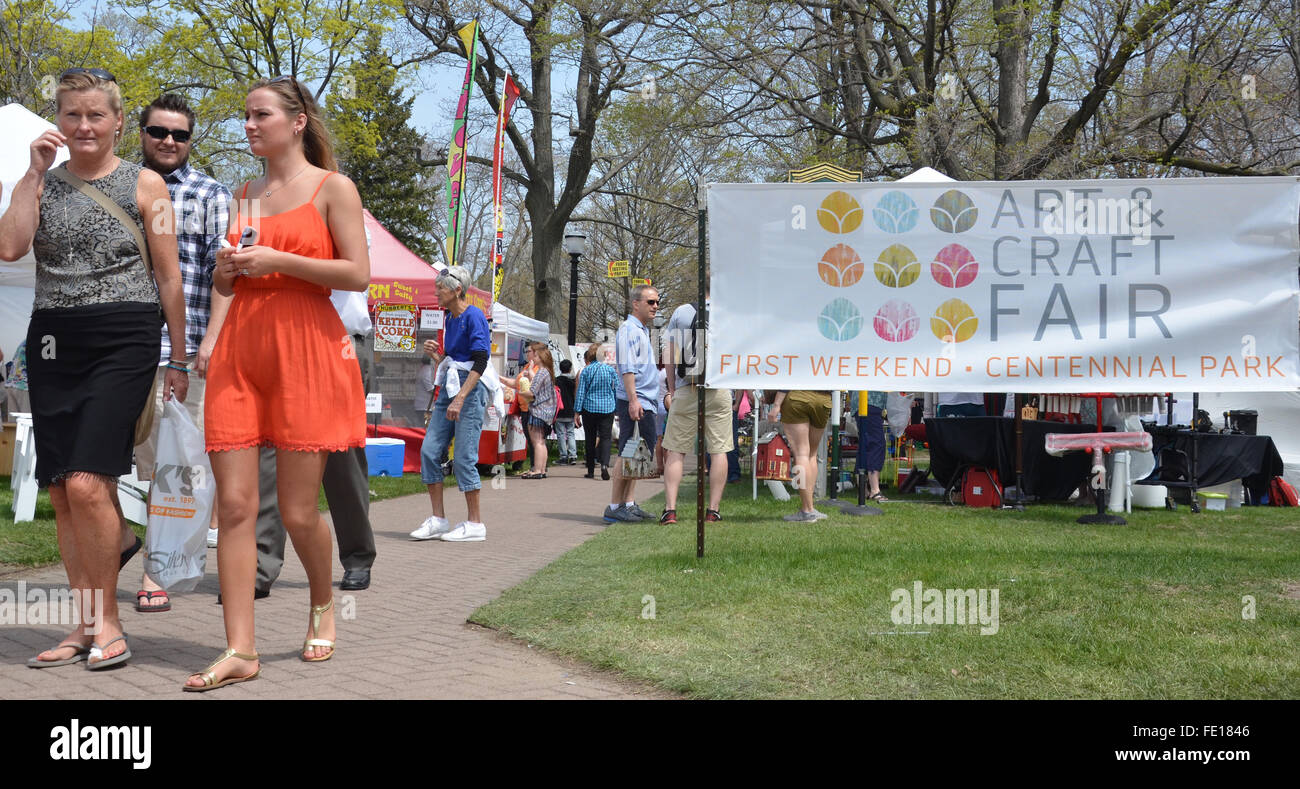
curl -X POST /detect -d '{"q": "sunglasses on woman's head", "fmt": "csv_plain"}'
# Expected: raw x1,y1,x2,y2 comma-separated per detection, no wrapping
62,67,116,82
143,125,192,143
269,75,308,106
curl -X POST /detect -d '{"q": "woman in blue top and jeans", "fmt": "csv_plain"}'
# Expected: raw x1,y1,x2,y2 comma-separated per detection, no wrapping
410,267,493,542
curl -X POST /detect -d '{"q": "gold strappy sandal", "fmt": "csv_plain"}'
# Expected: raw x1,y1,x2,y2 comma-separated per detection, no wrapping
183,647,260,692
302,598,335,662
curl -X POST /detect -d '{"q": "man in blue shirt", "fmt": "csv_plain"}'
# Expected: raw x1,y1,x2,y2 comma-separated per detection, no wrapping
605,285,661,523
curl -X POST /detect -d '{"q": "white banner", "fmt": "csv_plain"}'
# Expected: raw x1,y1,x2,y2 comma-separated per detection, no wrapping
707,178,1300,392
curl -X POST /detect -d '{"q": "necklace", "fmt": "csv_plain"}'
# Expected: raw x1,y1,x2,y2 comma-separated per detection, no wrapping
263,163,309,198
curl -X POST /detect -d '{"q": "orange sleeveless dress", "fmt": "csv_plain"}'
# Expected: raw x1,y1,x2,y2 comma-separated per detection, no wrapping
204,173,365,453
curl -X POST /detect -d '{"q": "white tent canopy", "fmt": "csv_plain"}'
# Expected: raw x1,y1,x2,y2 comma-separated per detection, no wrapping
1,103,68,359
491,301,549,342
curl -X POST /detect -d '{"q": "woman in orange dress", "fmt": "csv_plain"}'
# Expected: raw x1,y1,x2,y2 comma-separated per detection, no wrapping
184,77,369,691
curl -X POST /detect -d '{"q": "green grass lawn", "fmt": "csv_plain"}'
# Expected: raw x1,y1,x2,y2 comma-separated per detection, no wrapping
471,479,1300,699
0,472,430,568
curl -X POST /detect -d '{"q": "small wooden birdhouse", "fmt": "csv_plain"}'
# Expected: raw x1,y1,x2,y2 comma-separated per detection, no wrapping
756,431,793,481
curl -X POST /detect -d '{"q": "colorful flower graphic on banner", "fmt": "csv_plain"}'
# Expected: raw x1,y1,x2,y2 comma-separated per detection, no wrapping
931,298,979,342
930,190,978,233
872,191,919,233
817,244,865,287
817,191,863,234
818,298,864,341
873,299,920,342
931,243,978,288
874,244,920,288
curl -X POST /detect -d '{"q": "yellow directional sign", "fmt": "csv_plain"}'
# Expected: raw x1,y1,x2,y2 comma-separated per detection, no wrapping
607,260,630,277
631,277,652,287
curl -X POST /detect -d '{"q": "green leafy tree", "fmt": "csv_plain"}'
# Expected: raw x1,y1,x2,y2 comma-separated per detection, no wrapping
328,31,441,262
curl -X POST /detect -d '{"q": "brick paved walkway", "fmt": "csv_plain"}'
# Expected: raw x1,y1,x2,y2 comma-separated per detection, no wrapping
0,462,672,699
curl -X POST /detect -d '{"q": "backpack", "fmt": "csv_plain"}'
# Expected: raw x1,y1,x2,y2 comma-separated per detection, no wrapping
555,384,564,411
1270,476,1298,506
676,304,701,383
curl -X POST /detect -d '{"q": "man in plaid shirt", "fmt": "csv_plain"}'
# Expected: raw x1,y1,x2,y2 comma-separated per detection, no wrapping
127,93,232,612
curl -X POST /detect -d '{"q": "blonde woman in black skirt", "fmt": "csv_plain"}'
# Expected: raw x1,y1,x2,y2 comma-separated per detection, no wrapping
0,70,188,670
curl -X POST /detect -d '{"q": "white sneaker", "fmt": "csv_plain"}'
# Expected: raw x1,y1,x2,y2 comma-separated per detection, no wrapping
441,521,486,542
207,528,219,548
410,515,452,540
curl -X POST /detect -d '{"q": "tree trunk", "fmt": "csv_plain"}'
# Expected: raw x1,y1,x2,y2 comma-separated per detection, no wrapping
992,0,1030,179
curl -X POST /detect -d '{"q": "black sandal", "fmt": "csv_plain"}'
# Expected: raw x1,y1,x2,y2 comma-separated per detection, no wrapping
520,471,547,479
869,492,889,503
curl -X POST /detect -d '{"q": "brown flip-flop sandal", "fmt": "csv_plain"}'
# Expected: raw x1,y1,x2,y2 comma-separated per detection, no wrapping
136,589,171,612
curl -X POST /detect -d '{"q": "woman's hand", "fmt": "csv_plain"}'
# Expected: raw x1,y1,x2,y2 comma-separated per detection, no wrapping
214,244,239,288
196,335,218,378
29,130,66,176
225,244,280,279
422,338,442,362
163,367,189,403
447,395,464,422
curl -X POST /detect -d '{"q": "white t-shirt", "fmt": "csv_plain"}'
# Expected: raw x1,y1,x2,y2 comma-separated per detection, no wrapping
664,302,700,392
938,392,983,407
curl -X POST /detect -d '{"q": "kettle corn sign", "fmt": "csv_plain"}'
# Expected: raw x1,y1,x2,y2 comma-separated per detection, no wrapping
706,179,1300,392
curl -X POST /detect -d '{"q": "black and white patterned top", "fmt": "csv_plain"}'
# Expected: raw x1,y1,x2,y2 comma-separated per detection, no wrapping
32,160,159,310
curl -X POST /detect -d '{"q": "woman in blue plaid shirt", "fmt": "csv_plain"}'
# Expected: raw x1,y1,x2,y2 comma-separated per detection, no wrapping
574,343,617,480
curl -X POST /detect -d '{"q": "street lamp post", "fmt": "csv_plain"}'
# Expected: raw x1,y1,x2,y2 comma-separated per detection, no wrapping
563,230,588,346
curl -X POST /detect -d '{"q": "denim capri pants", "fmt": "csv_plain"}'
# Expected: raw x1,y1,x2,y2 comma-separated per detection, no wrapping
420,369,488,491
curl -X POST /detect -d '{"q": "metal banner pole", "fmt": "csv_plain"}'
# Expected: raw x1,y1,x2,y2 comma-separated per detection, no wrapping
696,206,707,558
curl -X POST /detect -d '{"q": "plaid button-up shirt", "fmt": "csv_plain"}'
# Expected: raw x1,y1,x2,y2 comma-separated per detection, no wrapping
157,162,231,363
574,360,618,415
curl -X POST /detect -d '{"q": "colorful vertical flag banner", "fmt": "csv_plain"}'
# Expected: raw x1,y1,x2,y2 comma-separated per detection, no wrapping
492,73,521,305
445,20,481,269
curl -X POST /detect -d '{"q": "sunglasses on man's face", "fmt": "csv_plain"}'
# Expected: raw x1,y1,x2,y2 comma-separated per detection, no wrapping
143,125,192,143
644,299,659,306
62,67,116,82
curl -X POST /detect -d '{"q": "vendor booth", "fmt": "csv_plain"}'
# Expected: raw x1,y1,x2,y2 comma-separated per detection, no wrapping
363,210,496,471
486,301,550,467
0,104,68,362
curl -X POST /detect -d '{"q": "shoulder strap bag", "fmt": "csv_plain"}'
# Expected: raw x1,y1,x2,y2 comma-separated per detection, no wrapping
51,165,161,446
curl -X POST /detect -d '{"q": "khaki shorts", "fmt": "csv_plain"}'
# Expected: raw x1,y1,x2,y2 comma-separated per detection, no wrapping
662,386,734,455
780,390,831,429
134,354,207,481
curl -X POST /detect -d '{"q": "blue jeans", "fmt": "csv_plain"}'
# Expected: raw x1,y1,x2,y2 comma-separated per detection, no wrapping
420,370,488,491
856,406,885,472
555,418,576,459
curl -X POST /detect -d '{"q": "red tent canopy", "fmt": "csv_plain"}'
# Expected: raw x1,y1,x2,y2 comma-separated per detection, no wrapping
364,209,491,313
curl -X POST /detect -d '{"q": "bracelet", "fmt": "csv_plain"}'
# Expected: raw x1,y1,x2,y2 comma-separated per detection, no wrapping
166,363,189,374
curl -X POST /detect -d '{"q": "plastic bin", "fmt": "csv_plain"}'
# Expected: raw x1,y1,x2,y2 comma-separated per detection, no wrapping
365,438,405,477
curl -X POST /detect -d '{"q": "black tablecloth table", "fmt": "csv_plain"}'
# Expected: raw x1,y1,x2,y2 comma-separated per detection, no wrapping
925,417,1107,501
1137,428,1284,503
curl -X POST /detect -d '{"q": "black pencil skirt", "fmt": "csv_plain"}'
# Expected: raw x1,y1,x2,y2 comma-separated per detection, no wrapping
26,302,160,487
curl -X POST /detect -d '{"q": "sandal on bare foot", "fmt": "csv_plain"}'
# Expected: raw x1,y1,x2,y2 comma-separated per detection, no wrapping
135,589,171,612
302,599,335,662
183,647,260,692
87,635,131,671
27,642,90,668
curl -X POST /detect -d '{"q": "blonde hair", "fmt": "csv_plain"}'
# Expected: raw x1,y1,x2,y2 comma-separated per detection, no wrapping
56,72,123,136
249,77,336,171
532,344,555,380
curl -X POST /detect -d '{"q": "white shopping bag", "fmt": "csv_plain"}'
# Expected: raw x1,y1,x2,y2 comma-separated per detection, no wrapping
143,400,213,592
